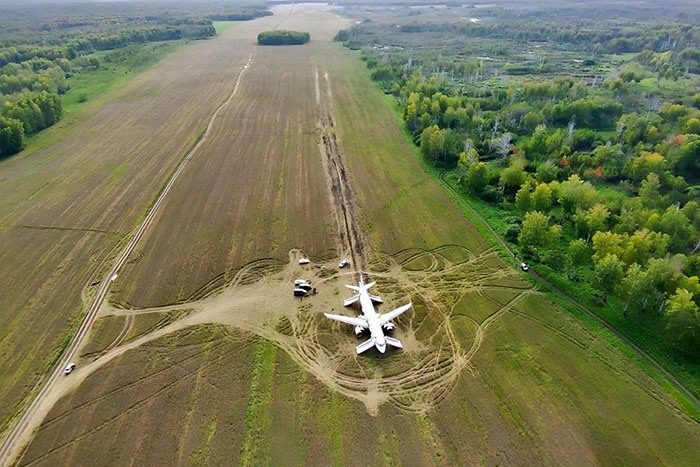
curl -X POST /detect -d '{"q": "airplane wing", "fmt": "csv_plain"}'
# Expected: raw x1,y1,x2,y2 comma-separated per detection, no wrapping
324,313,367,328
379,302,412,325
344,294,360,306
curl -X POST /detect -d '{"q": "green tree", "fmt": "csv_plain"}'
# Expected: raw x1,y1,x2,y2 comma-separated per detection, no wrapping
618,263,652,315
593,144,625,179
515,182,531,212
684,117,700,135
531,183,553,212
665,288,700,355
559,174,596,215
566,238,589,280
0,116,25,157
499,159,527,194
519,211,561,256
647,257,684,311
463,161,487,194
594,254,624,302
535,160,560,183
660,205,692,250
592,231,627,264
621,229,670,267
576,203,610,242
639,173,664,209
420,125,444,162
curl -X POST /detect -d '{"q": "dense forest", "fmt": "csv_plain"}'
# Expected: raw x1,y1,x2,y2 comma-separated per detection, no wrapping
0,2,271,158
336,2,700,365
257,30,311,46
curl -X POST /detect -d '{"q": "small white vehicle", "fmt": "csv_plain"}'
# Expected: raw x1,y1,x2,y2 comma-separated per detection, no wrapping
64,363,76,375
298,282,313,291
338,259,350,269
520,263,530,272
294,279,308,286
293,288,308,297
299,258,310,265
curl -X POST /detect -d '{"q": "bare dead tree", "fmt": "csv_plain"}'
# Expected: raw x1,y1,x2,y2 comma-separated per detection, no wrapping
567,119,576,140
618,120,626,137
490,133,512,158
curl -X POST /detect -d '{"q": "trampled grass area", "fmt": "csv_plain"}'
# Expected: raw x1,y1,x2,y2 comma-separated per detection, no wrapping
60,41,187,116
322,47,490,256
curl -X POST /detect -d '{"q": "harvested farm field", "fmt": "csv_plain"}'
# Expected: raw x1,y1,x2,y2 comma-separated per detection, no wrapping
0,19,254,435
3,3,700,467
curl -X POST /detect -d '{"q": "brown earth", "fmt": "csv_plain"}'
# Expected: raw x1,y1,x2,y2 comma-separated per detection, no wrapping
7,3,700,466
0,14,256,433
17,248,700,466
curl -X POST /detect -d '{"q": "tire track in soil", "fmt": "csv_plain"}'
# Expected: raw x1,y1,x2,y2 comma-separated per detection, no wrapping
316,67,367,271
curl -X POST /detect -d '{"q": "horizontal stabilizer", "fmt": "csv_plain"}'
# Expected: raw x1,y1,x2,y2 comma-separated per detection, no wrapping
369,294,383,304
363,281,376,291
324,313,367,328
344,294,360,307
356,338,376,354
385,337,403,349
379,302,412,325
345,284,360,292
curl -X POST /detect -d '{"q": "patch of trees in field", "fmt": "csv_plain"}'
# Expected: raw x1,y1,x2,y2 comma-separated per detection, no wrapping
0,4,273,157
343,16,700,359
257,31,310,46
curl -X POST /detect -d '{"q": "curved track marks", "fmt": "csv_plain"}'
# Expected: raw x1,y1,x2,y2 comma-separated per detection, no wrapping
0,54,255,467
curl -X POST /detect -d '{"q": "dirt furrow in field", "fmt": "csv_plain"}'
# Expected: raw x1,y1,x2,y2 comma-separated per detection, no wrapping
316,68,367,270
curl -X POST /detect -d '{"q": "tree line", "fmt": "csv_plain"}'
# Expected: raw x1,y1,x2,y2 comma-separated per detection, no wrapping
0,5,274,157
0,91,61,156
341,24,700,358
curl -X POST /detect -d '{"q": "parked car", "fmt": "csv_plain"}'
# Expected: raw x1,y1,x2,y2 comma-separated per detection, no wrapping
520,262,530,272
338,259,350,268
299,258,310,265
64,362,76,375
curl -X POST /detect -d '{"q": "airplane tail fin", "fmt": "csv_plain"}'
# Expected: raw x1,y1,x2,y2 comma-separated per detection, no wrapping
356,338,376,354
385,337,403,349
344,294,360,307
346,281,375,293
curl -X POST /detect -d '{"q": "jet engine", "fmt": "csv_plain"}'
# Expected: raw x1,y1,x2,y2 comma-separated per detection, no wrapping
382,322,396,333
354,325,364,337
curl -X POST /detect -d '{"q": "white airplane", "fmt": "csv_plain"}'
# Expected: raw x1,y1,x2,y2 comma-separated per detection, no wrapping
324,275,412,354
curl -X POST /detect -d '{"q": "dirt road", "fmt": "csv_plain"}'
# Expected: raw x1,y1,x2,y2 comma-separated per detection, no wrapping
0,53,255,467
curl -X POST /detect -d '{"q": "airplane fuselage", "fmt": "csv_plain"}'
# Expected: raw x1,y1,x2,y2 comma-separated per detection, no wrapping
359,288,387,352
324,275,411,354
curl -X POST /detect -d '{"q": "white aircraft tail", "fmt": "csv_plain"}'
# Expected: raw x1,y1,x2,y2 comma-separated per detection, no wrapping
356,338,376,354
385,337,403,349
344,294,360,306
